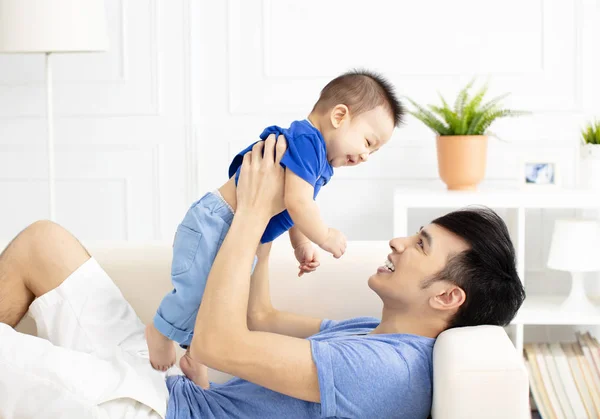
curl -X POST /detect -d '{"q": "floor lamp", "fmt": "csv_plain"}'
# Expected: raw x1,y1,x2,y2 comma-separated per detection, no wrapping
0,0,109,221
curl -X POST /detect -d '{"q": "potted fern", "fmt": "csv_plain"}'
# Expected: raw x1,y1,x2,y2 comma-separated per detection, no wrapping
580,120,600,191
408,80,527,190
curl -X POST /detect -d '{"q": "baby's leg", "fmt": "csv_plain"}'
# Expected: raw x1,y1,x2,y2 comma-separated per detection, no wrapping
149,193,234,371
145,322,176,371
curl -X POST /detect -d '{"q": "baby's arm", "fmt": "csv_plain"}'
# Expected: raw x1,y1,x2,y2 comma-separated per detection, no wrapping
289,226,319,276
289,225,310,248
285,170,346,258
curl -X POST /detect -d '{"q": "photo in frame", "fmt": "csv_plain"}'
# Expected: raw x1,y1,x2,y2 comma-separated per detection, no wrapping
519,157,560,188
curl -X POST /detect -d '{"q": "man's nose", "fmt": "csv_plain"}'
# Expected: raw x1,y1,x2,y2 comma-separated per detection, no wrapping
359,153,369,162
389,237,406,253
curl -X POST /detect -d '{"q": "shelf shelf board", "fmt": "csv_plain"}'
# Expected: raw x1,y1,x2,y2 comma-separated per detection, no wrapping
512,295,600,325
394,187,600,209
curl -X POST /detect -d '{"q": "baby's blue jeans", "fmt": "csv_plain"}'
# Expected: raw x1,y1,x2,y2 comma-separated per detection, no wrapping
153,192,256,348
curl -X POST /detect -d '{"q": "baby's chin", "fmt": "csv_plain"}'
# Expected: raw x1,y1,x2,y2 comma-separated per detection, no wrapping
329,157,348,168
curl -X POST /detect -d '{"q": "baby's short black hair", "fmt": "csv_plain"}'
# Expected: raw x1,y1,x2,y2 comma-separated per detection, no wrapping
312,69,404,127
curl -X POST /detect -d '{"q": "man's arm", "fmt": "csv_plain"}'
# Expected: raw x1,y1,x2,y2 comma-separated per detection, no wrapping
192,136,321,403
247,242,323,339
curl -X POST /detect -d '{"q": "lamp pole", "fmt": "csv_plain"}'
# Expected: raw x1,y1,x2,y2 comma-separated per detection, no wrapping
46,52,56,221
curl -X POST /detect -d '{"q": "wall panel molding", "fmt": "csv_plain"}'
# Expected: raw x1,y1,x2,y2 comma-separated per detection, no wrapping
0,0,162,118
228,0,584,115
0,143,164,240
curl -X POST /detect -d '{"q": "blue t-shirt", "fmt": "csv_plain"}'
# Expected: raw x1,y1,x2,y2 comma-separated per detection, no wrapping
227,120,334,243
165,317,435,419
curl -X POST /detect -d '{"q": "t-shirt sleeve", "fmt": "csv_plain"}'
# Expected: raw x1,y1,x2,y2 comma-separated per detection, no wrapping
319,319,338,332
280,134,323,187
310,339,410,418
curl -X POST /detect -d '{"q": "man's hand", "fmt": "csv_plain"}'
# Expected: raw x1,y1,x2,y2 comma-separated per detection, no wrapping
319,228,347,259
293,242,320,277
193,133,321,405
236,134,287,222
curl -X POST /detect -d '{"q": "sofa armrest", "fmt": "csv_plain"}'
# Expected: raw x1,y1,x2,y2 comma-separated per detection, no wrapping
431,325,530,419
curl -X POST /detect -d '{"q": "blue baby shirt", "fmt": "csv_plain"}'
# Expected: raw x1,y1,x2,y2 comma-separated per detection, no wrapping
166,316,435,418
228,120,334,243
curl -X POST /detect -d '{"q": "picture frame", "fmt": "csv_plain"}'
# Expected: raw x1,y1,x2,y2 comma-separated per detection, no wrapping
519,157,560,189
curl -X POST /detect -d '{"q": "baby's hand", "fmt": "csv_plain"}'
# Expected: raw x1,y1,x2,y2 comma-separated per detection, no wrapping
294,242,320,277
319,228,347,259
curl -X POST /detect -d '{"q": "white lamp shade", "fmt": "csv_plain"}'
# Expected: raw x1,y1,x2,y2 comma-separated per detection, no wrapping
0,0,108,53
547,219,600,272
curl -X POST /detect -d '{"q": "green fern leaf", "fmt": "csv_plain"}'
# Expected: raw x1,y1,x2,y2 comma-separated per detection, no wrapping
454,78,475,117
582,120,600,145
476,109,527,134
466,111,486,135
461,83,489,133
407,80,529,137
430,105,462,134
406,98,450,135
478,93,510,114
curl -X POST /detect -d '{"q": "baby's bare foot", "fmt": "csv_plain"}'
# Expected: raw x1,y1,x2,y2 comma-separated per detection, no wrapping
145,323,176,372
180,351,210,389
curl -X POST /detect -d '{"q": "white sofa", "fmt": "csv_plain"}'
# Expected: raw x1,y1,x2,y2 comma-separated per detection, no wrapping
15,240,530,419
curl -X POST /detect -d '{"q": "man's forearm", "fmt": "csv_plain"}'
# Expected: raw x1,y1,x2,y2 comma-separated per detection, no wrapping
247,243,275,322
245,244,322,339
287,199,328,246
193,210,269,347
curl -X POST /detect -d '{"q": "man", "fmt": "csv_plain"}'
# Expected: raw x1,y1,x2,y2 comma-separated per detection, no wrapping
0,136,525,418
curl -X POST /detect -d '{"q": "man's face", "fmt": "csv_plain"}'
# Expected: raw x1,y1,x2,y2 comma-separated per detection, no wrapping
368,223,470,312
325,105,394,168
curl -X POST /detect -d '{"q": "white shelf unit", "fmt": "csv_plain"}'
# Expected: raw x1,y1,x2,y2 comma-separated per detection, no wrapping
393,187,600,355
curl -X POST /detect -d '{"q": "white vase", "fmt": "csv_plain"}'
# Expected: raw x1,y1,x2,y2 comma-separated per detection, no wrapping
580,144,600,191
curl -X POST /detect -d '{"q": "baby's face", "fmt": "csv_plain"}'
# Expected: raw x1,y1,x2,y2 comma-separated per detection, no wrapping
326,105,395,168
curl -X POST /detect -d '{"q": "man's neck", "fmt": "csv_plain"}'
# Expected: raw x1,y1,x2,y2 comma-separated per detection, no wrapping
370,307,447,339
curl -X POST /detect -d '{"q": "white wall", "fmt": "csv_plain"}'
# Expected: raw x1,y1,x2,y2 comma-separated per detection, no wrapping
1,1,600,337
0,0,191,241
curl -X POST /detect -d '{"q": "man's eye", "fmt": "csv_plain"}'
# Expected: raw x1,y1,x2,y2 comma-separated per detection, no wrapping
417,239,424,249
366,139,371,147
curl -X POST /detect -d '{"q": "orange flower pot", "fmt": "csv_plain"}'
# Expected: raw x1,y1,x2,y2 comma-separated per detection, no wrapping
436,135,488,191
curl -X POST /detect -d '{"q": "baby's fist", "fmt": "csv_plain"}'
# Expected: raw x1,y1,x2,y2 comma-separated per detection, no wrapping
294,242,320,277
320,228,347,259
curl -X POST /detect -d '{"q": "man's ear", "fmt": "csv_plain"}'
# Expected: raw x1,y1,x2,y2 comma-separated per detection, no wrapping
329,104,349,128
430,284,465,312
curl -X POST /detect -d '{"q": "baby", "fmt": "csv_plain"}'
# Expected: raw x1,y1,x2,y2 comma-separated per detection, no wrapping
146,69,404,385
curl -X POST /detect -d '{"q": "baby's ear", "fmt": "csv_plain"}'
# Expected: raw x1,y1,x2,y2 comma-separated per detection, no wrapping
330,104,349,128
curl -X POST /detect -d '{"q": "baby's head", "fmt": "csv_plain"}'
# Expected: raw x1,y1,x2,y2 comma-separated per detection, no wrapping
309,69,404,168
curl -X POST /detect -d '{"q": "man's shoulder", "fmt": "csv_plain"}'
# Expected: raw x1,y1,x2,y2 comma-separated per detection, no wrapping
318,316,380,333
310,321,434,418
316,318,435,366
